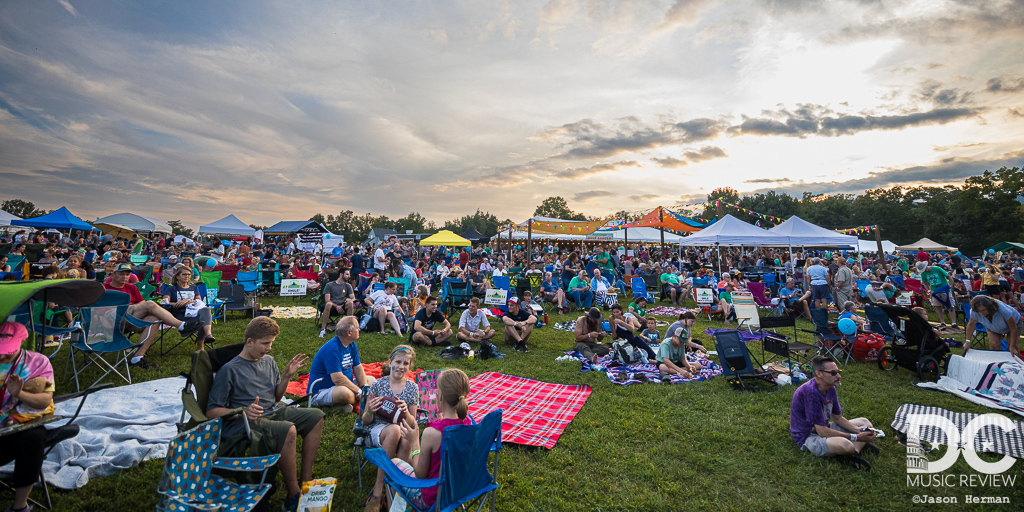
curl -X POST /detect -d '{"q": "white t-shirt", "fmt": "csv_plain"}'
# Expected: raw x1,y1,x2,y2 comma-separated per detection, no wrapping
373,248,387,271
369,290,399,310
459,309,489,332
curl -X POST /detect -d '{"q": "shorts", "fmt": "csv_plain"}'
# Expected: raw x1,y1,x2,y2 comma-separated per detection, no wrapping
811,284,831,301
985,285,1002,296
411,331,438,345
368,422,398,448
801,422,847,457
929,295,950,308
250,407,325,456
308,386,337,407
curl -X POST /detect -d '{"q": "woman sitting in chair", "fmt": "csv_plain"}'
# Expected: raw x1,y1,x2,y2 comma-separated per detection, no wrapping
838,301,866,330
161,264,216,350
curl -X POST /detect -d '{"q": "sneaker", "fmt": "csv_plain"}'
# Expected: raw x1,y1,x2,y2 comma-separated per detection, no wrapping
130,358,159,370
333,404,354,413
513,343,524,352
282,492,300,512
180,318,202,335
5,505,34,512
319,329,327,338
521,343,530,353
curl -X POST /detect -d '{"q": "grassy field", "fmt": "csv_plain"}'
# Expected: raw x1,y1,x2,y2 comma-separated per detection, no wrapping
30,294,1021,512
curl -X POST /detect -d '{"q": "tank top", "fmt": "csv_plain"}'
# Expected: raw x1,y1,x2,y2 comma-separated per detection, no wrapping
422,417,473,507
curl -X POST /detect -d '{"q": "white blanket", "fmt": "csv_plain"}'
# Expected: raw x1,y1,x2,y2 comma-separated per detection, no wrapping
0,376,184,489
917,350,1024,418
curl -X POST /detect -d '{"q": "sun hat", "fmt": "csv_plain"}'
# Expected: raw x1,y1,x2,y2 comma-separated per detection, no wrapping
0,321,28,355
587,307,603,320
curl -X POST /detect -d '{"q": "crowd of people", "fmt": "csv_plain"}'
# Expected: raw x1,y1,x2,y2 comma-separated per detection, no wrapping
5,227,1024,511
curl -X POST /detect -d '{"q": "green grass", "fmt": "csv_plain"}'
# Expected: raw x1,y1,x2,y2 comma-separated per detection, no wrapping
30,295,1022,511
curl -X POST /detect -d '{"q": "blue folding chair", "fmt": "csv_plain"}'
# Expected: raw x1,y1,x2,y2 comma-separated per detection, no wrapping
801,308,855,365
630,277,655,301
864,304,901,342
492,276,512,312
712,330,776,391
63,290,158,391
364,410,502,512
856,279,871,298
236,270,262,298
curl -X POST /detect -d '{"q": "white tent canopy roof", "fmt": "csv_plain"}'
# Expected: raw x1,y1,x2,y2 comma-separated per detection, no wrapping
0,209,22,227
767,216,858,247
198,214,256,236
676,214,790,247
855,239,897,253
895,237,957,252
94,212,173,234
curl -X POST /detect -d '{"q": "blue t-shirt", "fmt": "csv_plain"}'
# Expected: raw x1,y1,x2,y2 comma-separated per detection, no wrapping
307,337,361,395
971,301,1022,335
350,254,364,273
807,265,829,286
790,379,841,448
779,286,797,299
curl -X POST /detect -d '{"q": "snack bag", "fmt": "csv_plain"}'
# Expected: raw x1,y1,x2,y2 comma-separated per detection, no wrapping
298,477,337,512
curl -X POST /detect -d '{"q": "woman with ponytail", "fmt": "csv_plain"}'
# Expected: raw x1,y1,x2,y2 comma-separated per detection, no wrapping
362,345,419,512
390,368,472,510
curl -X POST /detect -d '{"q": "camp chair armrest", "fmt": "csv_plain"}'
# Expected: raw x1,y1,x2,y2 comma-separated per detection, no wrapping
123,314,158,330
363,448,440,489
798,329,817,335
158,491,225,511
213,454,281,472
53,382,113,405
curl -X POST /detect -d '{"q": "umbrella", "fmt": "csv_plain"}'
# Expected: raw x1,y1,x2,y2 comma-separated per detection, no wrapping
93,222,138,240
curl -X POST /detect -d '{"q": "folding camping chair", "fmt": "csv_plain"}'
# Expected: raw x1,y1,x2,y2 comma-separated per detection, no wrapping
63,290,159,391
364,410,503,512
864,304,902,343
630,277,656,302
713,330,776,391
388,276,411,297
731,292,761,333
759,315,814,374
492,275,512,313
199,271,223,293
0,383,111,510
236,270,262,299
157,283,216,356
350,383,375,493
801,308,855,365
218,283,255,319
693,287,723,321
747,281,783,316
156,417,277,512
440,278,473,314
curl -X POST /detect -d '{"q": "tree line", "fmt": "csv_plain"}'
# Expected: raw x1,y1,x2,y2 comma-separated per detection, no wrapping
4,166,1021,252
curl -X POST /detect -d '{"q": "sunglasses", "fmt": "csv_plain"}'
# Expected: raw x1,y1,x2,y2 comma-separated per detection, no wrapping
821,370,842,376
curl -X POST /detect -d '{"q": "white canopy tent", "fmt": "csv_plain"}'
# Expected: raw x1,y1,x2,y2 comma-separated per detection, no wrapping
855,239,897,253
198,214,256,237
895,237,958,253
0,209,22,230
93,212,173,234
768,216,858,248
677,214,791,275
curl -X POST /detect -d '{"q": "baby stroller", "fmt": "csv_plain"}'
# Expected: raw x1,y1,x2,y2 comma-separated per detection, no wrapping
875,304,950,381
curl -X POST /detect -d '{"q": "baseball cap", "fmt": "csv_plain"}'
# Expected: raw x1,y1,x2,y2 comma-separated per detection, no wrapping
507,296,519,304
114,263,133,273
0,321,28,355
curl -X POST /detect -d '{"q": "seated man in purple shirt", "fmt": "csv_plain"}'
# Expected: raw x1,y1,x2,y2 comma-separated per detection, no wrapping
789,356,879,468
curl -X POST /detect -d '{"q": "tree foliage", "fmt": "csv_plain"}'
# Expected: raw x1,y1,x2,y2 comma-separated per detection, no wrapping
167,220,194,238
534,196,587,221
1,198,49,219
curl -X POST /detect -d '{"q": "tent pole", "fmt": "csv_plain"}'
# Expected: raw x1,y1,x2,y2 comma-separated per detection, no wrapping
874,226,885,269
659,207,665,258
527,219,533,266
716,244,722,277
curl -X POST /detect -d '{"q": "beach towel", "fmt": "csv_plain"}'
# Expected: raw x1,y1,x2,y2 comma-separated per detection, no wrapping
285,363,425,397
916,350,1024,417
891,403,1024,460
467,372,591,449
0,377,183,489
268,306,318,319
646,306,694,317
703,328,764,342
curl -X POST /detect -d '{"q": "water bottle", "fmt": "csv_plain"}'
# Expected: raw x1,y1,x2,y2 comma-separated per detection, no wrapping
544,313,550,324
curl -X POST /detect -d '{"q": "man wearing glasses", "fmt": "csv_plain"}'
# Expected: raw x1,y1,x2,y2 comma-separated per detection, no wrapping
790,356,879,467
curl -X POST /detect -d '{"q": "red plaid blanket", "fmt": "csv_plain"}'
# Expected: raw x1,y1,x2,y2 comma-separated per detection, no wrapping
467,372,592,449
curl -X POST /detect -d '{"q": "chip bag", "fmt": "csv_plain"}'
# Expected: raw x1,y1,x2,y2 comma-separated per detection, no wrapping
298,478,337,512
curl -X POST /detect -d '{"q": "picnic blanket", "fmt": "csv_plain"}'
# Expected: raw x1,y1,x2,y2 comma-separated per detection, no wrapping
0,377,183,489
467,372,591,449
891,403,1024,460
646,306,693,317
284,363,425,397
563,350,722,384
916,350,1024,417
268,306,318,319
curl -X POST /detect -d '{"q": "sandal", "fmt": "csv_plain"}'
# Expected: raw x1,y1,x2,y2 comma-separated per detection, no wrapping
847,455,872,471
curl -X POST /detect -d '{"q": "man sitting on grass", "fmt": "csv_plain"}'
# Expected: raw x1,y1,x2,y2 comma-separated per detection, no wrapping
206,317,325,512
410,296,453,347
319,269,355,338
573,307,609,364
457,297,495,344
502,297,537,353
659,311,705,379
308,316,374,411
789,355,878,468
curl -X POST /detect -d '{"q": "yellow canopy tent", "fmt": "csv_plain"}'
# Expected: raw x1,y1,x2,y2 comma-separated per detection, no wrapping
419,230,472,246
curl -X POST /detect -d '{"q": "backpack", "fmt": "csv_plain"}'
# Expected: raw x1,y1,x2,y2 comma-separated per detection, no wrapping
611,340,644,366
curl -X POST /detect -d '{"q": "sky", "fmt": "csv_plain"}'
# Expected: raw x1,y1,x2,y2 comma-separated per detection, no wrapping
1,0,1023,230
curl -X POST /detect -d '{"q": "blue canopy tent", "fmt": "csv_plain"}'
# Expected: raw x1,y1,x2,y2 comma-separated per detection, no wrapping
198,214,256,237
10,206,95,232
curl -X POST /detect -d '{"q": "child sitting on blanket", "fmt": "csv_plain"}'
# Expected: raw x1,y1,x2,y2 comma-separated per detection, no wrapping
660,312,706,379
393,368,473,511
638,316,661,345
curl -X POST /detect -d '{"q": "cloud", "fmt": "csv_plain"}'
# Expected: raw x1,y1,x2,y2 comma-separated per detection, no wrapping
542,116,726,160
744,177,792,184
573,190,615,201
629,193,660,201
549,160,637,179
57,0,78,17
987,76,1024,93
652,156,688,168
730,104,982,138
829,1,1024,45
749,150,1024,196
653,145,728,167
917,80,972,105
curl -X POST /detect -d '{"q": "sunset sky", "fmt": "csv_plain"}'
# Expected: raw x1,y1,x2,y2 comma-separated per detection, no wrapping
1,0,1022,229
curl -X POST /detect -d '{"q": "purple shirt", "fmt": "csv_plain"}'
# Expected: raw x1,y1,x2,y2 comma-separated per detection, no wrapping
789,379,841,448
